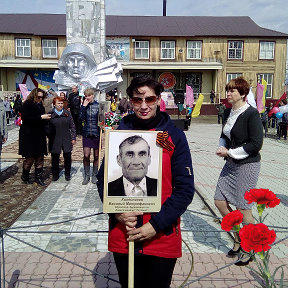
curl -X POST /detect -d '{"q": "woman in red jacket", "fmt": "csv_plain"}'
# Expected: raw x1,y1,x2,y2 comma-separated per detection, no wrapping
97,76,194,288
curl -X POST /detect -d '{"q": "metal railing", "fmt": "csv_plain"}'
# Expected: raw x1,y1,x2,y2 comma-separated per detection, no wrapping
0,208,287,287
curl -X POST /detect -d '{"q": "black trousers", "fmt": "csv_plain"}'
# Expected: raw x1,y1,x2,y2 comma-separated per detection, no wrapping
51,152,72,176
278,123,287,139
71,113,81,135
218,114,223,124
113,253,177,288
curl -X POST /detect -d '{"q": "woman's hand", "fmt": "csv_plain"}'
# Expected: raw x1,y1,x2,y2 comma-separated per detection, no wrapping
41,114,51,120
72,140,76,145
82,98,90,107
216,146,228,157
127,222,156,242
115,212,143,229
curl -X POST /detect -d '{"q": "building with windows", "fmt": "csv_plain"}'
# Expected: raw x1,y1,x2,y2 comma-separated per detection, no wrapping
0,14,287,103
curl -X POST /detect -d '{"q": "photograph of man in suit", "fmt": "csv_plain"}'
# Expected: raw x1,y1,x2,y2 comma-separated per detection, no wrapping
108,135,157,197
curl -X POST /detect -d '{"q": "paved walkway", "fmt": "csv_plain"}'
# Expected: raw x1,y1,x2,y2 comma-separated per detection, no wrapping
1,119,288,287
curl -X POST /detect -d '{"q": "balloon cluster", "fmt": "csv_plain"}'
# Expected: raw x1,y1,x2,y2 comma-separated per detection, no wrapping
269,104,288,119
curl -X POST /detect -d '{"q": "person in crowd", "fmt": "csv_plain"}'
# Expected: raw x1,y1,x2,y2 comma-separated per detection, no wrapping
0,97,8,172
79,88,100,185
216,103,225,125
68,85,81,135
186,104,193,126
210,89,216,103
10,98,15,117
108,135,157,197
97,76,194,288
4,97,11,124
48,96,76,181
110,97,117,112
43,88,58,113
214,77,263,266
13,94,23,118
59,91,69,110
118,95,131,114
278,98,288,140
19,88,51,186
266,102,274,128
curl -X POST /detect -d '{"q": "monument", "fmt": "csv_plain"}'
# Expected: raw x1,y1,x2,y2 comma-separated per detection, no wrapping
54,0,122,97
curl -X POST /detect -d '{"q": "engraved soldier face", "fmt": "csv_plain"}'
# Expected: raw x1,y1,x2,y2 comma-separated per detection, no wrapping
65,54,88,79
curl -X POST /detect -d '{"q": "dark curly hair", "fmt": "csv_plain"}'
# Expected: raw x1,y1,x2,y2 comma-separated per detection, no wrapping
26,88,47,103
126,76,164,98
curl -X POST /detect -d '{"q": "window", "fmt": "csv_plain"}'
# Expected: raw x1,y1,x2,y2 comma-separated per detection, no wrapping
226,73,242,83
15,38,31,57
134,41,149,59
42,39,58,58
259,41,275,60
228,41,243,60
187,41,202,59
258,73,273,98
161,41,175,59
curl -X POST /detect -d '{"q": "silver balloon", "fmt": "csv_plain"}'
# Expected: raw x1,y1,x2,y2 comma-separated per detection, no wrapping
279,104,288,113
53,43,122,91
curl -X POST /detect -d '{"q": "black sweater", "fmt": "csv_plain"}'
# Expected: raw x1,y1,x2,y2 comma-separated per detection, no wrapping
221,105,263,164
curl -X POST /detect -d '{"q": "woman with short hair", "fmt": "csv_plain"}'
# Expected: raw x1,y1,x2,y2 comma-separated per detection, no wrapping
214,77,263,266
48,96,76,181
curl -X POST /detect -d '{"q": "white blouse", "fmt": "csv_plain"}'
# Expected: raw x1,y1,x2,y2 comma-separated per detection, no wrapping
219,103,250,160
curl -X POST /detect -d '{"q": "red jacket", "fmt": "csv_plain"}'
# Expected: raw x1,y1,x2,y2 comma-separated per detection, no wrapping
97,112,194,258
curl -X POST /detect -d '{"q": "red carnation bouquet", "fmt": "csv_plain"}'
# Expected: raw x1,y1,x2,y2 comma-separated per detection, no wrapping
221,189,283,287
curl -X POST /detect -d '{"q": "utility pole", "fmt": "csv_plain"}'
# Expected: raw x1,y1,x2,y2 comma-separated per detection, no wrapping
163,0,167,16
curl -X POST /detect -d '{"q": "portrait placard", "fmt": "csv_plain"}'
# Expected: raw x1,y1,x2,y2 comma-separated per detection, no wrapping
98,101,111,124
103,130,162,213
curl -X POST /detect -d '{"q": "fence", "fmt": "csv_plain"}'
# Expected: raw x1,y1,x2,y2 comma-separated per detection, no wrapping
0,208,287,287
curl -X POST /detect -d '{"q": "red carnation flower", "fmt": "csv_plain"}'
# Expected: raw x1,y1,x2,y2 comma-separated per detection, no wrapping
244,189,280,208
221,210,243,232
239,223,276,253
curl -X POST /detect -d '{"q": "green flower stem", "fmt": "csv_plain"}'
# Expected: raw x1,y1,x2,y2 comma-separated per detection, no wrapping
257,204,266,219
258,251,265,260
232,224,241,233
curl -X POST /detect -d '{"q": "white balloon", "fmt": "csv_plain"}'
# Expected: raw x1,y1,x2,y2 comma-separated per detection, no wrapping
279,104,288,113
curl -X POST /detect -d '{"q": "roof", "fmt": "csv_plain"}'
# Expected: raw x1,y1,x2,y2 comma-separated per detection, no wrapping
106,16,288,38
0,14,287,38
0,14,66,36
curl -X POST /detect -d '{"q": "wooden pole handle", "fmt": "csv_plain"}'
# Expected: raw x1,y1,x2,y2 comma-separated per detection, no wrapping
128,240,134,288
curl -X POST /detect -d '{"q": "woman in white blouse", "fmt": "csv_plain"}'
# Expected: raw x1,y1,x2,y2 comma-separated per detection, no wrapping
214,77,263,266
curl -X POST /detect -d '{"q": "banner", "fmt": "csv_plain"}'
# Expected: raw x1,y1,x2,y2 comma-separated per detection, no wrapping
256,83,264,113
191,93,204,118
246,87,256,108
261,78,267,113
185,84,194,107
38,83,48,90
18,84,29,100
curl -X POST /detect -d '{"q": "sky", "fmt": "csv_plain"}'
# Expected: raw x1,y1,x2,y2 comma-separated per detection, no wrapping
1,0,288,34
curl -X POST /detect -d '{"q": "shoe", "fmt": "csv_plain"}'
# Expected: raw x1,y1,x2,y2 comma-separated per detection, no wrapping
91,165,98,184
52,175,59,181
82,166,90,185
35,168,47,187
65,175,71,181
21,168,33,184
227,241,241,257
234,249,253,266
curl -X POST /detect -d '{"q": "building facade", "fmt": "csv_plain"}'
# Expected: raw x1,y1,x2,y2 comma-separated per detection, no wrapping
0,14,287,103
